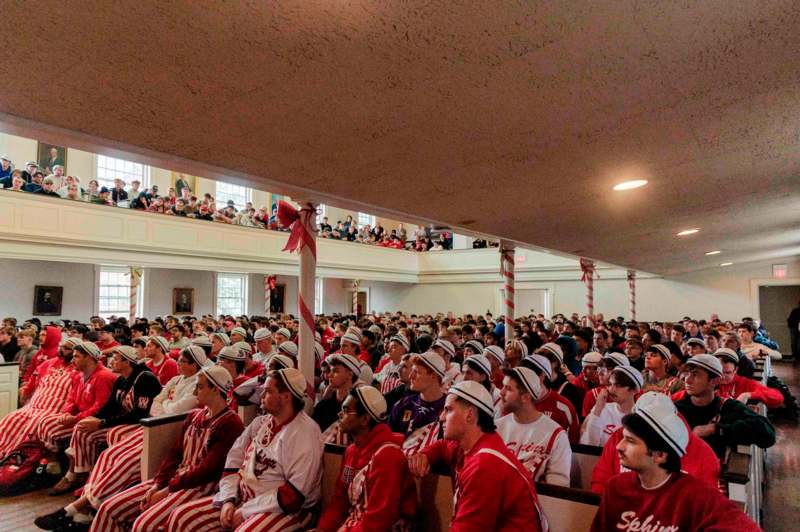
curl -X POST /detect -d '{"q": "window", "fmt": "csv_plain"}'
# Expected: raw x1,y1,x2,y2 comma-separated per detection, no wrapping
95,155,150,190
316,204,327,227
216,182,251,211
358,212,375,227
216,273,248,316
98,266,143,320
315,278,324,314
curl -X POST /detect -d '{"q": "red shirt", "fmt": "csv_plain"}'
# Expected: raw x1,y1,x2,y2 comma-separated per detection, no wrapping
671,375,784,410
422,432,545,532
591,471,760,532
95,340,120,352
146,357,179,385
590,426,720,494
317,424,417,531
535,390,580,444
583,386,605,418
62,363,118,420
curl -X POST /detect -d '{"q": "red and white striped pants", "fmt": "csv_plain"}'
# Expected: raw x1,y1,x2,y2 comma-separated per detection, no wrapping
35,413,75,452
91,479,212,532
67,424,140,473
166,495,313,532
83,426,145,508
0,407,55,458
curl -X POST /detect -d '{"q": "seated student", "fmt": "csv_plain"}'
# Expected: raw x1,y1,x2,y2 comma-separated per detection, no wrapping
738,322,782,360
674,354,776,459
720,333,756,379
145,335,179,384
374,334,409,394
20,324,62,390
388,352,446,454
216,345,251,408
313,353,360,433
210,331,231,360
409,381,547,532
520,354,581,444
313,386,417,532
582,352,629,418
590,395,759,531
590,392,720,495
504,338,528,369
714,348,783,408
0,336,81,460
642,344,684,394
483,345,506,389
569,350,602,400
536,342,582,413
383,353,414,413
497,367,571,486
50,346,162,495
95,325,121,356
37,365,243,532
252,327,276,365
461,354,502,418
431,338,460,389
169,369,323,531
581,366,642,447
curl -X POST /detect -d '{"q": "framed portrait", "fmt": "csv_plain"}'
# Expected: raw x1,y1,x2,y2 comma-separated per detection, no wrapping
171,172,198,196
37,142,67,175
269,284,286,314
33,285,63,316
172,287,195,315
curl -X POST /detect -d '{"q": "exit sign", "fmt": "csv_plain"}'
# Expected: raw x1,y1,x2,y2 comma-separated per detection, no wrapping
773,264,787,278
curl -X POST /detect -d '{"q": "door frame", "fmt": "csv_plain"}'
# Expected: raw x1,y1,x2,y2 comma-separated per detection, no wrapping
749,277,800,321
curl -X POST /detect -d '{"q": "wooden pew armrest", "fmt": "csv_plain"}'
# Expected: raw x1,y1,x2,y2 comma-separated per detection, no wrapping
140,412,190,481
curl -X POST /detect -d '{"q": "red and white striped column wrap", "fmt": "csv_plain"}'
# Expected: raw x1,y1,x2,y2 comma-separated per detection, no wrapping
129,267,142,322
277,200,318,384
500,246,515,346
579,258,596,324
264,275,276,317
627,270,636,321
352,279,360,316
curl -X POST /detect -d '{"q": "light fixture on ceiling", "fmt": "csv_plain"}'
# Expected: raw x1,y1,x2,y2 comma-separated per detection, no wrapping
676,228,700,236
705,250,721,255
720,262,733,267
613,179,648,191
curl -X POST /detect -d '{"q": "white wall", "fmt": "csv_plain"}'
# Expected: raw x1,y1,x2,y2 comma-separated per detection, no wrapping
0,259,95,320
246,274,298,316
143,268,215,317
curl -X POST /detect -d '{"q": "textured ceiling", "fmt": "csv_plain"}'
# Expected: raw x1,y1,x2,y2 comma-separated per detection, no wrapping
1,1,799,275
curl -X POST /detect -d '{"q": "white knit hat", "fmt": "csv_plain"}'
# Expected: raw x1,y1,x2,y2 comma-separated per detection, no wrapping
462,354,492,378
647,344,671,360
341,327,362,346
201,365,234,394
539,342,564,364
508,339,529,358
328,353,362,376
632,392,689,457
463,340,484,355
506,366,544,401
269,354,295,370
483,345,505,365
191,335,212,348
354,385,388,422
357,360,374,385
254,328,272,341
686,338,706,349
389,334,410,352
61,337,83,349
233,341,253,357
278,341,299,358
149,336,170,354
275,327,292,340
113,345,139,363
525,354,553,381
182,345,210,367
714,348,739,365
217,345,246,362
230,327,248,339
581,351,603,367
603,352,630,368
275,368,307,399
211,332,231,346
684,353,723,378
75,341,102,359
448,380,494,418
412,351,446,379
612,366,644,391
432,339,456,359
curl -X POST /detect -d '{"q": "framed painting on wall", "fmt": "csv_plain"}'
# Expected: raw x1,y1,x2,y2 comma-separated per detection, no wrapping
171,172,198,197
33,285,63,316
37,142,67,175
173,287,195,315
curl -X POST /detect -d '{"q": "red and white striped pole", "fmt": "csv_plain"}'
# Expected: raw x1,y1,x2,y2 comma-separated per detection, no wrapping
129,267,142,322
352,279,360,316
500,244,515,346
264,275,276,317
277,200,317,385
580,258,596,324
627,270,636,321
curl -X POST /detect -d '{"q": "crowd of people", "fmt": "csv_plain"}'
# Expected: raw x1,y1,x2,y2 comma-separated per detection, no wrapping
0,309,788,531
0,156,454,252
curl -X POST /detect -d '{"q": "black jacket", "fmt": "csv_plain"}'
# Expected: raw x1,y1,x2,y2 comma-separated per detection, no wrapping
97,363,161,428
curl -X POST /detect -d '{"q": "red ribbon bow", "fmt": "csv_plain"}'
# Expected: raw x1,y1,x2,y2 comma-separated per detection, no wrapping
627,270,636,282
276,200,317,257
579,258,596,283
267,275,277,291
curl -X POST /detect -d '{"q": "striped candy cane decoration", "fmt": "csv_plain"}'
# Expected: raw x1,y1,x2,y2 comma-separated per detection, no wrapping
277,200,318,384
627,270,636,321
500,246,515,346
579,258,597,323
129,267,142,322
264,275,276,317
352,279,360,316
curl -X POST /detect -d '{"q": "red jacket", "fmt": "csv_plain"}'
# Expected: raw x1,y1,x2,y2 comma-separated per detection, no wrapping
671,375,783,409
61,363,118,420
317,424,417,531
22,325,61,385
535,390,580,444
591,425,720,494
591,471,760,532
422,432,545,532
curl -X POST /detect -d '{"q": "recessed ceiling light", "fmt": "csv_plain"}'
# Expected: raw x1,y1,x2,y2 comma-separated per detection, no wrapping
705,250,721,255
676,228,700,236
613,180,648,191
720,262,733,267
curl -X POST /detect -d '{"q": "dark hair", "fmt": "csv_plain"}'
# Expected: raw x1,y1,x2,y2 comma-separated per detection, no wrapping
610,369,637,390
416,334,434,352
464,359,492,392
644,329,662,344
574,328,592,345
348,388,381,428
672,324,685,334
622,413,682,473
267,370,306,412
593,329,609,340
737,322,754,333
455,397,496,433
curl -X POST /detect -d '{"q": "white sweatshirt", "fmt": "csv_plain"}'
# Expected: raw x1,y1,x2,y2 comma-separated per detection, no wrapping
496,413,572,486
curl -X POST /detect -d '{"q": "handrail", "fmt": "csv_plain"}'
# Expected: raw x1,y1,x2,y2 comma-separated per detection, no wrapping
140,412,189,427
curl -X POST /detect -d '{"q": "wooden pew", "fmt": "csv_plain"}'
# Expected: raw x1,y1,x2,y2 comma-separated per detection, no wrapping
570,443,602,490
721,449,760,525
238,404,259,426
0,362,20,418
140,412,189,480
536,482,601,532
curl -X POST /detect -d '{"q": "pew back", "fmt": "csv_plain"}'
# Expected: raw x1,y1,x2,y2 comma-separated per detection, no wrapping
140,412,189,480
0,362,20,418
570,443,602,490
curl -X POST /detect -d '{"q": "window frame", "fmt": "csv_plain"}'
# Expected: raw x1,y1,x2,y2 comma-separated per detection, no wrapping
216,272,249,316
97,265,143,320
357,212,376,227
215,181,252,212
95,154,151,191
